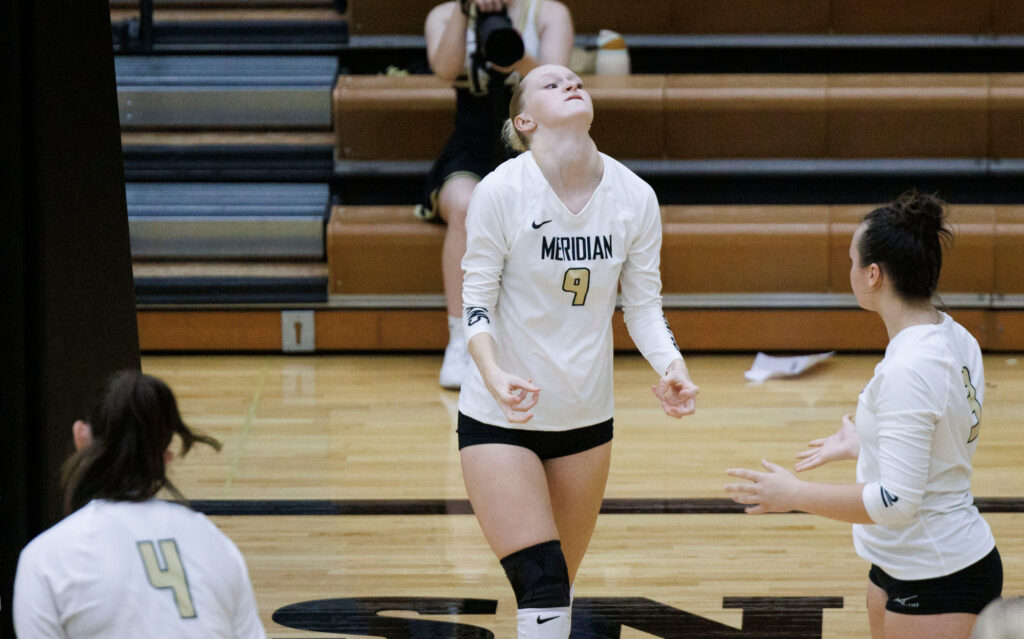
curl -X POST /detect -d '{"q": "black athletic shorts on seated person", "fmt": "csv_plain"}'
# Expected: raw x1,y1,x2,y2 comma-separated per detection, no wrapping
415,85,516,223
457,412,613,460
869,546,1002,615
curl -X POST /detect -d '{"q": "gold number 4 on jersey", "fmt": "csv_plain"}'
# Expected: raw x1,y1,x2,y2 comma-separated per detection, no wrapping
138,539,197,618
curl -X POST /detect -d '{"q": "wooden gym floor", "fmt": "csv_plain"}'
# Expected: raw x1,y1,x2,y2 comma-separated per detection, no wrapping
148,350,1024,638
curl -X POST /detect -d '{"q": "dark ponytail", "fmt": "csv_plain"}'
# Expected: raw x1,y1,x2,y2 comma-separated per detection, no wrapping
62,370,221,514
858,190,953,300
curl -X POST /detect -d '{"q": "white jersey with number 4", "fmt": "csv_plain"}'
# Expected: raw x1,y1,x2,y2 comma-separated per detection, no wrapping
14,498,265,639
460,151,681,430
853,312,995,580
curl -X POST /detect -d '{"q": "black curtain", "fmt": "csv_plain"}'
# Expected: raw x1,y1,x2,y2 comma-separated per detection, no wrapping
0,0,141,635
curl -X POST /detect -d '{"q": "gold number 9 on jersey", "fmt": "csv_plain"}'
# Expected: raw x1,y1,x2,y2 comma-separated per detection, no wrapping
962,366,982,443
138,539,197,618
562,268,591,306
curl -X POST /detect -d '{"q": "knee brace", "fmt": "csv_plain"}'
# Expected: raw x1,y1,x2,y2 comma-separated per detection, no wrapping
500,540,571,609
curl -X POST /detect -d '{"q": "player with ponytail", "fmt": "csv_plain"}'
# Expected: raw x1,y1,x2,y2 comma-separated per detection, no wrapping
15,371,265,638
726,191,1002,639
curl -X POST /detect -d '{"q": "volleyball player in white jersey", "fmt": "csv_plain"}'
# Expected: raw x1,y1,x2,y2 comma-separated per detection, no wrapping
421,0,573,389
458,64,700,639
725,191,1002,639
14,371,265,639
972,597,1024,639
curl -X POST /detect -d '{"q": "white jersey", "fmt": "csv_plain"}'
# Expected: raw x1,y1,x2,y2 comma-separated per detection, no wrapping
460,151,681,430
853,312,995,580
14,499,265,639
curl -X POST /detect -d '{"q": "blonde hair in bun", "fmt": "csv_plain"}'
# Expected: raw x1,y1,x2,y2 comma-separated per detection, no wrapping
502,118,527,152
503,75,529,152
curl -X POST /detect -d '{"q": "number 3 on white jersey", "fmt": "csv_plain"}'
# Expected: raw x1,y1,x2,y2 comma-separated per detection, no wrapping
138,539,197,618
962,366,982,443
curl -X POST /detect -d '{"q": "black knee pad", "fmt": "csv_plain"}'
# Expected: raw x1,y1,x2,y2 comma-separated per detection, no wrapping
499,540,571,609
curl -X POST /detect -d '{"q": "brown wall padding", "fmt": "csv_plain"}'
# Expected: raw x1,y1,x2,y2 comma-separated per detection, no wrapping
328,206,445,294
138,310,282,349
316,309,449,349
664,75,827,159
989,312,1024,350
994,207,1024,295
660,206,830,293
137,307,1021,352
826,75,989,158
830,0,991,34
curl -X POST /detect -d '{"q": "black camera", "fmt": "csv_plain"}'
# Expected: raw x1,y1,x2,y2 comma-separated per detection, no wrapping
476,8,524,67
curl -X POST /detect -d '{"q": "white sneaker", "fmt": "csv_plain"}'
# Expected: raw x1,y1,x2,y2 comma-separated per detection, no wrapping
439,338,470,390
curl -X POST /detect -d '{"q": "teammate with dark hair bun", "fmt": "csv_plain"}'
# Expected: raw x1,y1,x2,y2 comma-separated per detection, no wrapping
14,371,265,638
725,191,1002,639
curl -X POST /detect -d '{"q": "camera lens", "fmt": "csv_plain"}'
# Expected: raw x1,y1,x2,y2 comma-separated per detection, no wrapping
476,11,524,67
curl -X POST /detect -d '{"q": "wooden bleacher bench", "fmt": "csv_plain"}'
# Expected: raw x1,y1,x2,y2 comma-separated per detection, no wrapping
326,204,1021,298
995,207,1024,296
334,73,1024,161
135,204,1024,352
310,204,1024,352
346,0,1022,36
327,206,444,295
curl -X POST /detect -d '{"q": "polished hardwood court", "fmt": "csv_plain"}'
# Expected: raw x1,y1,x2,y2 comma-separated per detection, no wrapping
146,351,1024,638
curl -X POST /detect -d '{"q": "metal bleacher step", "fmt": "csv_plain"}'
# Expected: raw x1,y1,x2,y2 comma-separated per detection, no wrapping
134,275,327,305
112,20,348,54
122,143,335,182
115,56,338,128
126,182,329,259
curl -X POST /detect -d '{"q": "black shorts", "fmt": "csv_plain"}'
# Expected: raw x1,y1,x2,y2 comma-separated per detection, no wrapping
416,85,515,223
869,547,1002,615
457,412,613,460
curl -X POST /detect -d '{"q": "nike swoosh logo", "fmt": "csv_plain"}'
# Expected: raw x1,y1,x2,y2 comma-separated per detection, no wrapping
536,615,559,624
531,220,553,229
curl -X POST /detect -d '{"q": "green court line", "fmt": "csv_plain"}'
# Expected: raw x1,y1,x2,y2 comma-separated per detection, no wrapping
223,358,270,497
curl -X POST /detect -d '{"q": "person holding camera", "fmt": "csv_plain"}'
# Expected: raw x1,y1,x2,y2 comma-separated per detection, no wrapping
420,0,574,389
